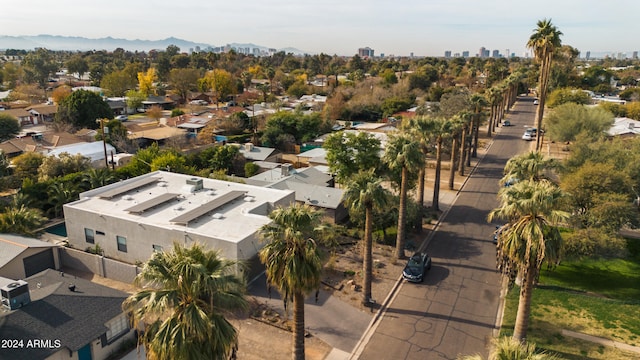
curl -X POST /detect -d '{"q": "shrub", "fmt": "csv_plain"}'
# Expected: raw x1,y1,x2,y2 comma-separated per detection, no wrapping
562,228,628,259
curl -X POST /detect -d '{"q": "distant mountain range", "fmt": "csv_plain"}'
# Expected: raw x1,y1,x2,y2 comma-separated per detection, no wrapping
0,34,307,55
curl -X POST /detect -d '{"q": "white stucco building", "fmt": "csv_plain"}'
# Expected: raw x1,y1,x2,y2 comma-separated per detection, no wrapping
63,171,294,264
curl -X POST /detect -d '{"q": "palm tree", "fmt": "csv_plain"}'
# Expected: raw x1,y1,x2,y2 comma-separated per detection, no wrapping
402,116,433,219
528,19,563,151
83,168,117,189
500,151,559,186
0,205,46,236
122,243,247,360
259,203,324,360
457,336,563,360
488,180,569,342
458,112,473,176
48,182,78,218
342,170,389,304
470,93,488,159
383,134,425,259
430,117,456,212
448,116,465,190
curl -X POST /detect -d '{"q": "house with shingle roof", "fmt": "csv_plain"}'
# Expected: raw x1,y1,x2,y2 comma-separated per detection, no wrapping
0,269,134,360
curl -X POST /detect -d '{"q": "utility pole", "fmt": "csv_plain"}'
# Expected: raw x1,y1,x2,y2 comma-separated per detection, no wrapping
98,118,108,168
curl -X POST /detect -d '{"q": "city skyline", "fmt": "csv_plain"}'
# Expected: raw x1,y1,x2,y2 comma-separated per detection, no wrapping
2,0,638,57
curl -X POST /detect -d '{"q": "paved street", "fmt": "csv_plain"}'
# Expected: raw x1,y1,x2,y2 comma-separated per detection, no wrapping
354,97,537,359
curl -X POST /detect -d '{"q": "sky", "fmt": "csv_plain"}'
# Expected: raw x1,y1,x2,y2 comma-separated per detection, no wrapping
2,0,639,57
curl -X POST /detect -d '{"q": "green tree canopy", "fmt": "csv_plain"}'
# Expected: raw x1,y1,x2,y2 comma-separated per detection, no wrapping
544,103,613,142
37,152,92,182
546,87,592,108
0,113,21,142
323,131,381,184
56,89,113,129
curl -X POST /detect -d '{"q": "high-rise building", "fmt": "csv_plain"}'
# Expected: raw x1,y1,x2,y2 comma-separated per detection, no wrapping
444,50,452,58
478,47,486,58
633,51,638,59
358,47,374,58
492,49,500,58
462,51,470,58
585,51,591,60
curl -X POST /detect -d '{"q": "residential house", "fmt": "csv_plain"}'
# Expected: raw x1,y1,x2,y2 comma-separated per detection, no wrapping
0,131,86,158
2,108,33,126
0,269,135,360
0,234,60,280
607,117,640,139
27,103,57,123
237,143,280,163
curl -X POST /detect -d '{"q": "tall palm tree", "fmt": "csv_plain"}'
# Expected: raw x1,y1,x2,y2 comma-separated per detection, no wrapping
429,117,456,212
448,116,465,190
470,93,488,159
500,151,559,186
528,19,563,151
402,116,433,220
458,112,473,176
0,205,46,236
383,134,425,259
342,170,389,304
259,203,324,360
488,180,569,342
123,243,247,360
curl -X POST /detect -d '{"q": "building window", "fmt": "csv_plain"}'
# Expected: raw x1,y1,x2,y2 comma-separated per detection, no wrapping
116,236,127,252
152,244,163,253
96,230,105,236
84,228,95,244
105,313,129,343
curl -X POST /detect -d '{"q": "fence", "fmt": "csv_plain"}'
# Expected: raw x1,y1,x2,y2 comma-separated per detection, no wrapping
60,247,140,284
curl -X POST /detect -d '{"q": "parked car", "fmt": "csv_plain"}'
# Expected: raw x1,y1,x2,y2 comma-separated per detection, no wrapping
533,99,539,105
402,252,432,283
522,132,533,141
115,115,128,121
502,120,512,126
189,100,208,105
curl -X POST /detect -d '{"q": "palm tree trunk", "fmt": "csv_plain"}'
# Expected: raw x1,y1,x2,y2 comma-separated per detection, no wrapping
416,166,426,233
472,113,480,158
432,139,442,212
293,292,306,360
535,54,552,152
512,269,536,342
448,135,458,190
458,125,467,176
363,207,373,304
395,167,408,259
487,105,494,137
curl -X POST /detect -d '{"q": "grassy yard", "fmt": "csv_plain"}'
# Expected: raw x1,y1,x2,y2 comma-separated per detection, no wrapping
500,239,640,359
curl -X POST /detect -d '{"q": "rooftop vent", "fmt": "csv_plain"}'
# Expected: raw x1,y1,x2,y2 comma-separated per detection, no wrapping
281,163,293,176
245,142,254,152
185,178,203,192
211,213,224,219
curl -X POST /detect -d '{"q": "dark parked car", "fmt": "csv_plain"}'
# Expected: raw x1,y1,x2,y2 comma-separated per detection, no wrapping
402,252,432,282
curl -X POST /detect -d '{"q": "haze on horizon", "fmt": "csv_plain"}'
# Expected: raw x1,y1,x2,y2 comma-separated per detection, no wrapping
3,0,638,57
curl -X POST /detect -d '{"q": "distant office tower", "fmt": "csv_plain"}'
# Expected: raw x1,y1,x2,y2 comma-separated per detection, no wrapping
479,47,486,58
462,51,470,58
633,51,638,59
585,51,591,60
444,50,452,58
492,49,500,58
505,49,509,58
410,52,414,58
358,47,374,58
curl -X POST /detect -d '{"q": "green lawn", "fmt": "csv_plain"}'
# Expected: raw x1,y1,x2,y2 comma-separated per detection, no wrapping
500,242,640,359
539,258,640,300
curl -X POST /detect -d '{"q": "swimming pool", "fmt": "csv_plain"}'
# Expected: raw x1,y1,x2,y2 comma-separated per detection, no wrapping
44,222,67,237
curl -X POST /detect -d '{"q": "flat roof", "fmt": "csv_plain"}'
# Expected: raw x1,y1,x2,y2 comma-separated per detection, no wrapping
98,176,160,199
68,171,294,244
170,190,246,225
125,192,180,214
